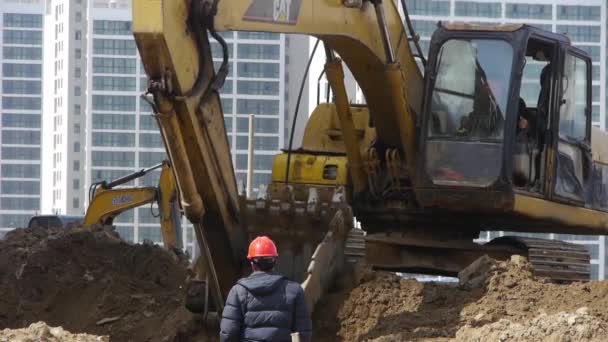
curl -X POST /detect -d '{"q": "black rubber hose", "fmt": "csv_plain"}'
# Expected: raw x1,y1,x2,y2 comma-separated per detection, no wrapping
284,39,321,185
401,0,427,67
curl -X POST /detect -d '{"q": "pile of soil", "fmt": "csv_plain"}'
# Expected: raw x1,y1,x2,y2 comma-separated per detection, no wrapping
454,308,608,342
0,321,108,342
0,225,217,342
314,256,608,341
5,224,608,341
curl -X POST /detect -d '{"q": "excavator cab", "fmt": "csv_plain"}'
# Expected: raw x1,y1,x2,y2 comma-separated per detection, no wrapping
416,23,593,231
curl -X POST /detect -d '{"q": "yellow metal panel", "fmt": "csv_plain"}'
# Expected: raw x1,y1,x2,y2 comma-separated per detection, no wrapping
271,153,348,186
301,103,376,156
84,188,157,225
325,59,366,193
514,194,608,233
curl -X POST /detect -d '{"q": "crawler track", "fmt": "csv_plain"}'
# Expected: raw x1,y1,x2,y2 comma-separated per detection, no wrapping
488,236,591,283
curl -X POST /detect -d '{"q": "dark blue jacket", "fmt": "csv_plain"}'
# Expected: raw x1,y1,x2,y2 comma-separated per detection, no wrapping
219,271,312,342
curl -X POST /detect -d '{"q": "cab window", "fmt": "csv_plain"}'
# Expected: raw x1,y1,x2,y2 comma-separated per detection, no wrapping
559,53,588,141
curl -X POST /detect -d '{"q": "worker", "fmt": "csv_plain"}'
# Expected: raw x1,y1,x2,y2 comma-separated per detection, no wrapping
220,236,312,342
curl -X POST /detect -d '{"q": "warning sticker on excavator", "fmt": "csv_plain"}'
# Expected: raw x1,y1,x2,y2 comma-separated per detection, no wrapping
243,0,302,25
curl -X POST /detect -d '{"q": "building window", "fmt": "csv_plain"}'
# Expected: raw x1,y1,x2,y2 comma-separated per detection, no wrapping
73,123,80,134
74,104,81,115
3,30,42,45
557,5,601,21
1,164,40,178
237,44,279,60
556,25,601,43
236,62,279,79
237,99,279,115
3,13,42,28
74,86,81,96
92,95,136,111
73,179,80,190
93,76,136,91
73,160,80,171
2,80,41,95
455,1,501,18
93,57,136,74
3,47,42,60
73,142,80,152
506,4,552,20
73,198,80,209
237,81,279,95
3,63,41,78
93,39,136,56
0,197,39,210
1,180,39,195
2,114,41,128
238,32,280,40
75,67,81,78
93,113,135,130
92,151,135,167
75,30,81,40
1,147,40,160
139,152,166,167
75,12,81,22
2,97,41,110
93,20,132,35
75,48,81,59
139,133,163,148
92,132,136,147
405,0,449,16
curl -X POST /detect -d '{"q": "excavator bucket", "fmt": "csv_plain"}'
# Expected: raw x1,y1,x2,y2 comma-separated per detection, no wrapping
241,184,355,310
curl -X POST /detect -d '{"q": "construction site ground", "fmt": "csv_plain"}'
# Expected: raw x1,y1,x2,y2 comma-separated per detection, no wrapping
1,226,608,341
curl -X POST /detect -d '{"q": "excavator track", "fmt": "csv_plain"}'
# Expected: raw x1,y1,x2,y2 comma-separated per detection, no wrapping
345,228,366,264
488,236,591,283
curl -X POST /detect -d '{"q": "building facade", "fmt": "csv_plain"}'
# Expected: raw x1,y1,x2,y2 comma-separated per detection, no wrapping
0,0,44,236
405,0,608,280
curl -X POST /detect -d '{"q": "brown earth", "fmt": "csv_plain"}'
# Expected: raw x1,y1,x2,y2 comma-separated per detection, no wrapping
314,256,608,341
4,225,608,341
0,225,217,342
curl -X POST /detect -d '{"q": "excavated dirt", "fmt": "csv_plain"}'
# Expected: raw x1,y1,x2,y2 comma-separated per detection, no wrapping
4,225,608,341
0,321,109,342
314,256,608,341
0,225,218,342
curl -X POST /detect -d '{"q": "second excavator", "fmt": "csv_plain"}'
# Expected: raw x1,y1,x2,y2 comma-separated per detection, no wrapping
132,0,608,315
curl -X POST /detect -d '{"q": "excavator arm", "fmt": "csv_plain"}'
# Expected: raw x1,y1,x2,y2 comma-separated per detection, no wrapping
85,161,183,251
133,0,423,312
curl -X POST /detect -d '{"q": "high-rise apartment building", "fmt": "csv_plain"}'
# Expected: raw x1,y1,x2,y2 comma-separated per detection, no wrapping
405,0,608,279
0,0,44,236
41,0,86,218
38,0,308,254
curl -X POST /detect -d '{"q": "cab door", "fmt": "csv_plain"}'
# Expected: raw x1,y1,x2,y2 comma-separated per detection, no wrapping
552,49,592,204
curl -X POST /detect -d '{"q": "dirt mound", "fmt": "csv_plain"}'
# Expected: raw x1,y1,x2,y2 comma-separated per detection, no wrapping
0,321,108,342
0,225,217,342
455,308,608,342
315,255,608,341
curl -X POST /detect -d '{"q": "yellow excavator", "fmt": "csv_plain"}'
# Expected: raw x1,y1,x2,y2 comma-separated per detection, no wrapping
29,160,183,251
132,0,608,315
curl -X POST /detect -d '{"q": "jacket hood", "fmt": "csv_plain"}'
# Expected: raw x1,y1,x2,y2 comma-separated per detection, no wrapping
237,271,286,296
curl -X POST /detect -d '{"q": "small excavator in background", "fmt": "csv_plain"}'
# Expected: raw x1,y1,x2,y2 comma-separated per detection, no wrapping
28,160,183,251
130,0,608,317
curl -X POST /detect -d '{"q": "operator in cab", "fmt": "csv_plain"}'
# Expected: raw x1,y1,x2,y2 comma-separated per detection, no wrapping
220,236,312,342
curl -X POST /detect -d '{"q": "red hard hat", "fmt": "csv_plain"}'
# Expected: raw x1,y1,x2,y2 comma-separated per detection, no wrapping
247,236,278,260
